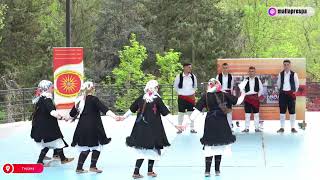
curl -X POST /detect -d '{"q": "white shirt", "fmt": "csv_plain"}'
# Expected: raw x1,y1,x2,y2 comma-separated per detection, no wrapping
216,73,234,92
240,77,263,96
276,71,299,92
173,73,197,96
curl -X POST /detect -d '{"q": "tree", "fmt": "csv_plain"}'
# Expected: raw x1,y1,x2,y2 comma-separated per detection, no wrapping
0,3,7,43
144,0,243,83
156,49,182,111
91,0,157,82
235,0,320,80
112,33,155,111
71,0,102,74
0,0,65,88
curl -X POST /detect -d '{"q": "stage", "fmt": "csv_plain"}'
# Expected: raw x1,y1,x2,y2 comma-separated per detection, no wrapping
0,112,319,180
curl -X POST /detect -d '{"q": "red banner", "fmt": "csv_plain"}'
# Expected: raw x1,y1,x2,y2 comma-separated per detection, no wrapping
53,47,84,109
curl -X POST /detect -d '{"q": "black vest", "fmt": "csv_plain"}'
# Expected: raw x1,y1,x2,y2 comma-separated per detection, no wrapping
280,70,296,92
178,73,195,89
218,73,232,89
245,77,259,93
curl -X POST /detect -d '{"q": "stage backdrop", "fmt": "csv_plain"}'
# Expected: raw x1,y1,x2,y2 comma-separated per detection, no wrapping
53,47,84,109
217,58,306,121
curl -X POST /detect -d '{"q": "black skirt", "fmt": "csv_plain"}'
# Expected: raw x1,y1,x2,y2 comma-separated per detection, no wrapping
30,97,66,146
126,95,171,150
126,118,170,149
200,110,236,146
70,95,111,147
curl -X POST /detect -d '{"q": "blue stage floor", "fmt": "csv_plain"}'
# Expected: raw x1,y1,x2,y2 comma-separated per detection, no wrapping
0,112,319,180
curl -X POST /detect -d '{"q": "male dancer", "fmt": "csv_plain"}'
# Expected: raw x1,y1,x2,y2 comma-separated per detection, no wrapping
174,63,198,133
216,63,234,129
276,60,299,133
240,66,263,133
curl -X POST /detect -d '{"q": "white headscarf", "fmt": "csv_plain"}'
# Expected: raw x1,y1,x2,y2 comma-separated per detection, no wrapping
207,78,222,93
143,80,160,103
32,80,53,104
75,81,94,115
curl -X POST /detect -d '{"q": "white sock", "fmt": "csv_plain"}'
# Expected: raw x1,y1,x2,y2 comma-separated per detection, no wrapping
254,113,260,130
290,114,296,129
178,112,184,126
280,114,286,128
186,111,194,129
227,112,233,129
245,113,251,129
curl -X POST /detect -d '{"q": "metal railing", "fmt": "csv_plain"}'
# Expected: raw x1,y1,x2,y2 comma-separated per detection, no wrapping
1,82,319,124
0,84,189,124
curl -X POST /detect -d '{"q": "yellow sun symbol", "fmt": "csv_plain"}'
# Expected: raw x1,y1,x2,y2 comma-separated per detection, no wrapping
61,75,78,92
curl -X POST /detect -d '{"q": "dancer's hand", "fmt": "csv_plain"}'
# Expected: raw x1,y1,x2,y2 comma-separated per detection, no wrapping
175,125,186,132
57,115,64,120
62,115,72,122
116,116,125,121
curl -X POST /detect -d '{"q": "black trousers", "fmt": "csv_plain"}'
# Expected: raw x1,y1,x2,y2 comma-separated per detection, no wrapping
244,102,259,113
178,97,195,112
279,92,296,114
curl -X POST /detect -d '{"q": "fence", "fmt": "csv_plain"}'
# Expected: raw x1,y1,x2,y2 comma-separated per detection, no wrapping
1,82,319,124
0,84,202,124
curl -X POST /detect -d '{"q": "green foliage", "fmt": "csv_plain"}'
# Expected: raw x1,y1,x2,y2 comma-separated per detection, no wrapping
0,109,5,123
227,0,320,80
112,33,155,111
156,49,182,85
0,0,319,88
0,0,65,87
91,0,153,82
0,3,7,42
156,49,182,112
72,0,102,73
145,0,243,82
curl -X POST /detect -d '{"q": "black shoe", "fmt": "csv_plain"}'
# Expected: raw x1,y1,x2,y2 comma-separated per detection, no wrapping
177,130,182,134
52,155,60,160
215,171,220,176
236,121,240,127
132,174,144,179
44,156,52,160
231,123,234,128
291,128,298,133
190,129,197,133
277,128,284,133
242,129,249,133
255,129,262,132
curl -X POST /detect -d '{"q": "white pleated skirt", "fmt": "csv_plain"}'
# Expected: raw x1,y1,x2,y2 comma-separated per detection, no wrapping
133,148,161,160
203,144,232,157
75,144,103,152
37,138,65,149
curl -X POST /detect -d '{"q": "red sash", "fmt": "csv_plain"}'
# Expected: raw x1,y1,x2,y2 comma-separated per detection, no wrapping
244,94,260,109
283,91,296,100
178,94,196,105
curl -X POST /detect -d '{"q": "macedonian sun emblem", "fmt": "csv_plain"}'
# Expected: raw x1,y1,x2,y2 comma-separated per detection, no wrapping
55,71,82,97
61,75,78,92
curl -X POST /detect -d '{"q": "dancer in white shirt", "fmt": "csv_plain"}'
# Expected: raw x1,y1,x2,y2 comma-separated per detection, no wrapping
239,66,263,133
276,60,299,133
173,63,198,133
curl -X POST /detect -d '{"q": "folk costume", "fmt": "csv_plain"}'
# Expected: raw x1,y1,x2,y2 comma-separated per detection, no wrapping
31,80,74,165
69,81,117,173
190,78,244,176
